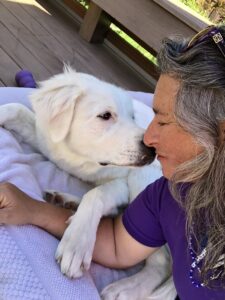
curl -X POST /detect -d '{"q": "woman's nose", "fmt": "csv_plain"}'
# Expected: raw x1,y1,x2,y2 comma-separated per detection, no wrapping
143,121,158,146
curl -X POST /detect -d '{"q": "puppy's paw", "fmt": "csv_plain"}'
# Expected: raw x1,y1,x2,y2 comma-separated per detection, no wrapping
0,103,31,127
101,270,175,300
44,190,65,206
44,190,80,210
0,104,14,127
101,273,148,300
101,279,136,300
55,215,95,278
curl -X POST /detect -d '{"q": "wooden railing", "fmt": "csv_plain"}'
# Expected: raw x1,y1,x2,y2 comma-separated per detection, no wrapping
80,0,209,51
53,0,210,81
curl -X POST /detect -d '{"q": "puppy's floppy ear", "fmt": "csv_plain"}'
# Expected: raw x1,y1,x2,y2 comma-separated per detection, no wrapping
30,84,82,142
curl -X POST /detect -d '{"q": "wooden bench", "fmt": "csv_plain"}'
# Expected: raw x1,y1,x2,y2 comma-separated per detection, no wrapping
79,0,209,53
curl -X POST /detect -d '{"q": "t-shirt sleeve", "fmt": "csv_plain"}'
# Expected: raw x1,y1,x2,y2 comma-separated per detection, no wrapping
122,178,166,247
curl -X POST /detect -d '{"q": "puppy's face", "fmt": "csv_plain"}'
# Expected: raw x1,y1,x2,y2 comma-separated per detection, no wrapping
68,87,155,167
31,68,155,167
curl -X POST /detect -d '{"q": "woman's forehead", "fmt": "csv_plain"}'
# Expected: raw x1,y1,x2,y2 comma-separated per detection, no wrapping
153,75,180,115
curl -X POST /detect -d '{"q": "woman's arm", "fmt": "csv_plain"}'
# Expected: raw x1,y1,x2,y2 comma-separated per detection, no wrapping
92,215,157,269
0,182,157,268
0,182,73,238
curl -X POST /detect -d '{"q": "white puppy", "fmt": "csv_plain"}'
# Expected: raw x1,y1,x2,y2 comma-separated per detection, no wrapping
0,67,176,299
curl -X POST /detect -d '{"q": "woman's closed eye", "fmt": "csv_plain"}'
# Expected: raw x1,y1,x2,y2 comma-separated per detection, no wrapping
158,121,168,126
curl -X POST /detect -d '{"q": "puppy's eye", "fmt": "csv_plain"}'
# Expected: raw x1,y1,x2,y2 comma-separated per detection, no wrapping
97,112,112,120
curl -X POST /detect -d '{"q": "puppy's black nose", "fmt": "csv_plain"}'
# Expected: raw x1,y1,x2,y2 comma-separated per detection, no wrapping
139,141,156,165
99,162,108,166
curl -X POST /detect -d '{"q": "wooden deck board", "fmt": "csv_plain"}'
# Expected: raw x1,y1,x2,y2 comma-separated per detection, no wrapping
0,4,52,79
20,1,100,71
0,47,21,86
2,1,74,65
0,0,153,92
0,2,62,76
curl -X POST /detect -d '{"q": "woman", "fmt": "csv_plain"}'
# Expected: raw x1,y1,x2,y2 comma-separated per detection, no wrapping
0,25,225,299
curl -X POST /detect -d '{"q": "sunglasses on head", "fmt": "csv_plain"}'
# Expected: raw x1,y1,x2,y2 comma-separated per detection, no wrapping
185,25,225,59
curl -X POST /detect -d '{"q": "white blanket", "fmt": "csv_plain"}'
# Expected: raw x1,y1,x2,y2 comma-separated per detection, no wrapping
0,87,154,299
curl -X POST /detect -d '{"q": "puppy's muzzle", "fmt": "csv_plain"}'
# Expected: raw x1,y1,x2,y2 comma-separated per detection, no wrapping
99,141,156,167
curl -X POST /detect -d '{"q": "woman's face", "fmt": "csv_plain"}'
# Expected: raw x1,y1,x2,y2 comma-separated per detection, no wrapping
144,75,204,179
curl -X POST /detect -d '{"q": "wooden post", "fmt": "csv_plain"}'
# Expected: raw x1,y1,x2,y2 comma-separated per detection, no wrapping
79,1,111,43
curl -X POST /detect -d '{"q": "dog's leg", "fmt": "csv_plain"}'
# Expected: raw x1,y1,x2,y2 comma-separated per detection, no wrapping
0,103,38,149
55,178,129,278
101,246,176,300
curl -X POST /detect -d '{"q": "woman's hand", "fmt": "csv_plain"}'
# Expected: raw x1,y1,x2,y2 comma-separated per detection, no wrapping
0,182,73,238
0,182,37,225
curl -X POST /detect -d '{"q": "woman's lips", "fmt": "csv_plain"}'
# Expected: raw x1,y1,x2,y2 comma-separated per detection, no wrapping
157,154,165,161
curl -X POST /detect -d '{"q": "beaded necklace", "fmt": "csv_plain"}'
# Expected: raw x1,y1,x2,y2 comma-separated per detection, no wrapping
189,235,206,288
189,235,224,288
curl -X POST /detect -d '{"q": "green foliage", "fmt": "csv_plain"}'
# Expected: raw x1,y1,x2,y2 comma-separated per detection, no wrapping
179,0,225,23
77,0,89,8
179,0,205,15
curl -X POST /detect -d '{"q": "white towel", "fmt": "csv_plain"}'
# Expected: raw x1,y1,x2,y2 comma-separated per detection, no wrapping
0,128,100,300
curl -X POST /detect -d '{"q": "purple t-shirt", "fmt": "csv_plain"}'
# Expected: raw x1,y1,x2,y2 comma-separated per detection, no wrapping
122,177,225,300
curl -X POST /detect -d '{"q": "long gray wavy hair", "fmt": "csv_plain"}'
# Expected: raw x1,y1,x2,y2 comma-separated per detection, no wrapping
157,25,225,287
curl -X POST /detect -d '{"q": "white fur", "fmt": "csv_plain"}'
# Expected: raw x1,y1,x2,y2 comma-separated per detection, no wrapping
0,67,175,299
